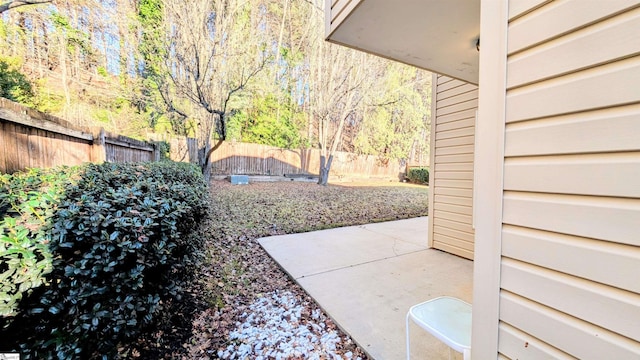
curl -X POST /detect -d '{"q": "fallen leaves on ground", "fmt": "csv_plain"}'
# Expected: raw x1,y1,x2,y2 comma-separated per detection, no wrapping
143,180,428,359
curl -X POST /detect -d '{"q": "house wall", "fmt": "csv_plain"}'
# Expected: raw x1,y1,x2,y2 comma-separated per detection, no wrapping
326,0,362,36
429,74,478,260
496,1,640,358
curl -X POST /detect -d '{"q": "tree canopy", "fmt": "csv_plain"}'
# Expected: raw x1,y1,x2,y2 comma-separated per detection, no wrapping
0,0,431,176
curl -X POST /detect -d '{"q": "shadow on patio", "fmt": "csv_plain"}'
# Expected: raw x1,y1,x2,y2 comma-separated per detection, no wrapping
258,217,473,359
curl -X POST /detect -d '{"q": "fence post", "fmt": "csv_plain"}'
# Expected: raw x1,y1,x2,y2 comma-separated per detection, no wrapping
153,142,160,162
90,127,106,163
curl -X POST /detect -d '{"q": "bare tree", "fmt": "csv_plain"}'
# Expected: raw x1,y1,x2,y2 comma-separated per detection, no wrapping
158,0,268,180
305,0,377,185
0,0,51,14
354,62,431,164
313,48,361,185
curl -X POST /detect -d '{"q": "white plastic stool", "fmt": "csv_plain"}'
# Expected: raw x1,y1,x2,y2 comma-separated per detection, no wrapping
406,296,472,360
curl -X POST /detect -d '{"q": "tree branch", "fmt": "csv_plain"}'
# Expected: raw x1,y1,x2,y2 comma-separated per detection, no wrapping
0,0,51,13
298,0,323,12
204,138,225,164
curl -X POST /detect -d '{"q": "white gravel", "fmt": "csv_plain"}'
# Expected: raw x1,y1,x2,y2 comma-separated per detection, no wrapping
217,291,362,360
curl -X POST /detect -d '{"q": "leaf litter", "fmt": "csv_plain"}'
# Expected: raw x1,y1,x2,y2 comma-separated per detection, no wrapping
139,180,428,359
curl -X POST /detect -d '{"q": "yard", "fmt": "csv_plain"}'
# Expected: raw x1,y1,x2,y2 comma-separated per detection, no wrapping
142,180,429,359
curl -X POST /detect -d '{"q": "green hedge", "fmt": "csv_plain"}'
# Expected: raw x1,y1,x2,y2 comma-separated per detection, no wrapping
406,167,429,184
0,167,79,318
2,162,208,359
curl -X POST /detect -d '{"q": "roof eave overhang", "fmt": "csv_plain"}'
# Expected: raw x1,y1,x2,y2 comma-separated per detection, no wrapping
326,0,480,85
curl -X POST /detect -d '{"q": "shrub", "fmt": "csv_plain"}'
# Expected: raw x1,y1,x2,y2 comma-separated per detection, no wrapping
0,167,78,319
406,167,429,184
6,162,208,359
0,56,35,105
155,141,171,161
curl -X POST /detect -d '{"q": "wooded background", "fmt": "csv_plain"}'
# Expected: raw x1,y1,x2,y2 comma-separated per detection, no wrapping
0,0,431,180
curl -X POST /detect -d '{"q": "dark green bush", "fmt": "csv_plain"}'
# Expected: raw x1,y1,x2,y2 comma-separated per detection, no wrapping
155,141,171,161
5,162,208,359
0,167,78,319
406,167,429,184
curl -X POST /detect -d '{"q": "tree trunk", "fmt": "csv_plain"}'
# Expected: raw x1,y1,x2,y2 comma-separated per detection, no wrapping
318,154,332,186
202,161,212,183
60,36,71,109
199,144,212,183
199,138,224,183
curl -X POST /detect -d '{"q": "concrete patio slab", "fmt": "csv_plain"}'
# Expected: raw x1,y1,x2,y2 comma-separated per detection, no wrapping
258,217,473,360
258,218,428,279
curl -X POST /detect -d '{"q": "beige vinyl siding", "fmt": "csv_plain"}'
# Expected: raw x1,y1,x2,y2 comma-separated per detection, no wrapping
499,1,640,359
429,74,477,260
471,0,509,355
326,0,361,35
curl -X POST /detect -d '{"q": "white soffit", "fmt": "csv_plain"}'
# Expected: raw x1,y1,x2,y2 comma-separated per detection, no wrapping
328,0,480,84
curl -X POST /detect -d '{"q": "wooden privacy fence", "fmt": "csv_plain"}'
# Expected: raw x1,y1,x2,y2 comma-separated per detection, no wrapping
0,98,158,174
1,96,413,181
104,134,157,163
202,141,406,180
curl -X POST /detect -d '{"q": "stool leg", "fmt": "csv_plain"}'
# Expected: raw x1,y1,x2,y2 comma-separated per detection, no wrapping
406,313,411,360
463,348,471,360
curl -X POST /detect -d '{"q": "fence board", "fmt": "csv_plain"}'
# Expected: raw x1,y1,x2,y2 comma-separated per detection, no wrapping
3,122,19,173
27,127,37,168
0,121,5,172
52,132,62,166
42,129,53,169
16,125,28,168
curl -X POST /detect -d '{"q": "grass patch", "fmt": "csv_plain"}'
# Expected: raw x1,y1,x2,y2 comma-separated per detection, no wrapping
209,181,428,237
